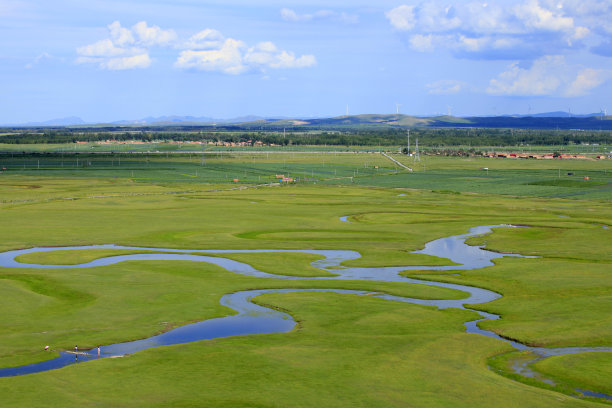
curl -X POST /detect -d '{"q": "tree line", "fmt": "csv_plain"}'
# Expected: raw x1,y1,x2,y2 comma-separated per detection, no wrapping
0,127,610,146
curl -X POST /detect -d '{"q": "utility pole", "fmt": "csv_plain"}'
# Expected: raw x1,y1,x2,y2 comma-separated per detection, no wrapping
407,130,410,156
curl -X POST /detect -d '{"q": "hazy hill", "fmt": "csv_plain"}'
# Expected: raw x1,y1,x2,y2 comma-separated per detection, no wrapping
12,116,86,126
235,114,612,130
4,113,611,130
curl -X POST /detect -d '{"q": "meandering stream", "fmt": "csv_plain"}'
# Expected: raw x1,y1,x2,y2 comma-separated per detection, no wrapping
0,224,609,401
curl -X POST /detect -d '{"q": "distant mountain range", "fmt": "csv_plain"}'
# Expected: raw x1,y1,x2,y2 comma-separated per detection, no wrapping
3,112,610,129
511,111,603,118
110,115,277,125
14,116,88,126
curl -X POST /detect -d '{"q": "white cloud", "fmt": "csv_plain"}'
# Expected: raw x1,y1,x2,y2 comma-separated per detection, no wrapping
76,21,176,70
462,3,512,34
416,3,461,32
132,21,177,47
488,56,564,95
457,35,489,52
280,8,301,22
183,29,225,50
101,54,152,70
77,39,145,58
281,8,358,24
564,68,610,96
76,53,152,71
385,5,416,31
555,0,609,15
245,42,316,69
386,1,601,59
108,21,135,47
77,22,316,74
426,80,466,95
76,36,150,71
543,0,611,32
487,55,610,96
514,0,574,32
176,36,316,74
409,34,434,52
175,38,247,75
244,42,279,66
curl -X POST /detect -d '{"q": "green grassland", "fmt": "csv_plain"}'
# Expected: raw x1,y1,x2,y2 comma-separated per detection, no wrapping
16,250,338,277
0,153,610,406
1,152,611,201
0,292,594,408
15,249,165,265
0,140,609,155
0,142,386,153
534,352,612,396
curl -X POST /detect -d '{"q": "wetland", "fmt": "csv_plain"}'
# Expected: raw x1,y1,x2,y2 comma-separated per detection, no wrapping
0,153,610,407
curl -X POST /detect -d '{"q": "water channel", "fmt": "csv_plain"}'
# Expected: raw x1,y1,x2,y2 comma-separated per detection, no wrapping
0,224,609,401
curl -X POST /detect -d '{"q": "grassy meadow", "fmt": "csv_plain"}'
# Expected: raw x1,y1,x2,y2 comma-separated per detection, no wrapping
0,151,610,406
1,151,610,200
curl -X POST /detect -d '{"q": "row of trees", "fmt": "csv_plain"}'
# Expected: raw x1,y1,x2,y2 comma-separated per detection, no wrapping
0,127,610,146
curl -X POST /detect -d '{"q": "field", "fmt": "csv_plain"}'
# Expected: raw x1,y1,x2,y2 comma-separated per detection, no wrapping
0,151,610,407
1,151,611,200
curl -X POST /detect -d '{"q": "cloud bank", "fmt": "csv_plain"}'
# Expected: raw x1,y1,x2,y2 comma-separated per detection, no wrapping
175,30,316,74
487,55,611,96
77,22,316,73
387,1,612,98
385,0,611,60
76,21,176,70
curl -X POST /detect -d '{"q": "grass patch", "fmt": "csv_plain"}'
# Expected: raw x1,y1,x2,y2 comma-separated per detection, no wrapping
341,249,458,268
15,249,165,265
533,352,612,396
487,351,583,400
527,180,609,188
204,252,337,277
0,292,590,408
0,260,466,369
407,257,612,347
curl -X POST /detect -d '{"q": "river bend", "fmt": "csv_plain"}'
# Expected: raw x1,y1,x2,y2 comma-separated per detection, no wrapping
0,224,609,401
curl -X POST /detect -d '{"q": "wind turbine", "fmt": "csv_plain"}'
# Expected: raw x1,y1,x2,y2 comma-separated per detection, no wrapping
396,103,402,115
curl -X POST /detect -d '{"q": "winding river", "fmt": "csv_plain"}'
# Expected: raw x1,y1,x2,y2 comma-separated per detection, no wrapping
0,224,610,401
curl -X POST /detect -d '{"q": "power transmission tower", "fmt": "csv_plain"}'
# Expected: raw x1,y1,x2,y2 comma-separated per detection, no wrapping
407,129,410,156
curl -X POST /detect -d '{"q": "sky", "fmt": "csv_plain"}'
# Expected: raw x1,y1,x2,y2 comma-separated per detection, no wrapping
1,0,612,123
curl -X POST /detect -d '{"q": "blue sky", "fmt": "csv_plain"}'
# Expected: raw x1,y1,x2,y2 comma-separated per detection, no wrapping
1,0,611,123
